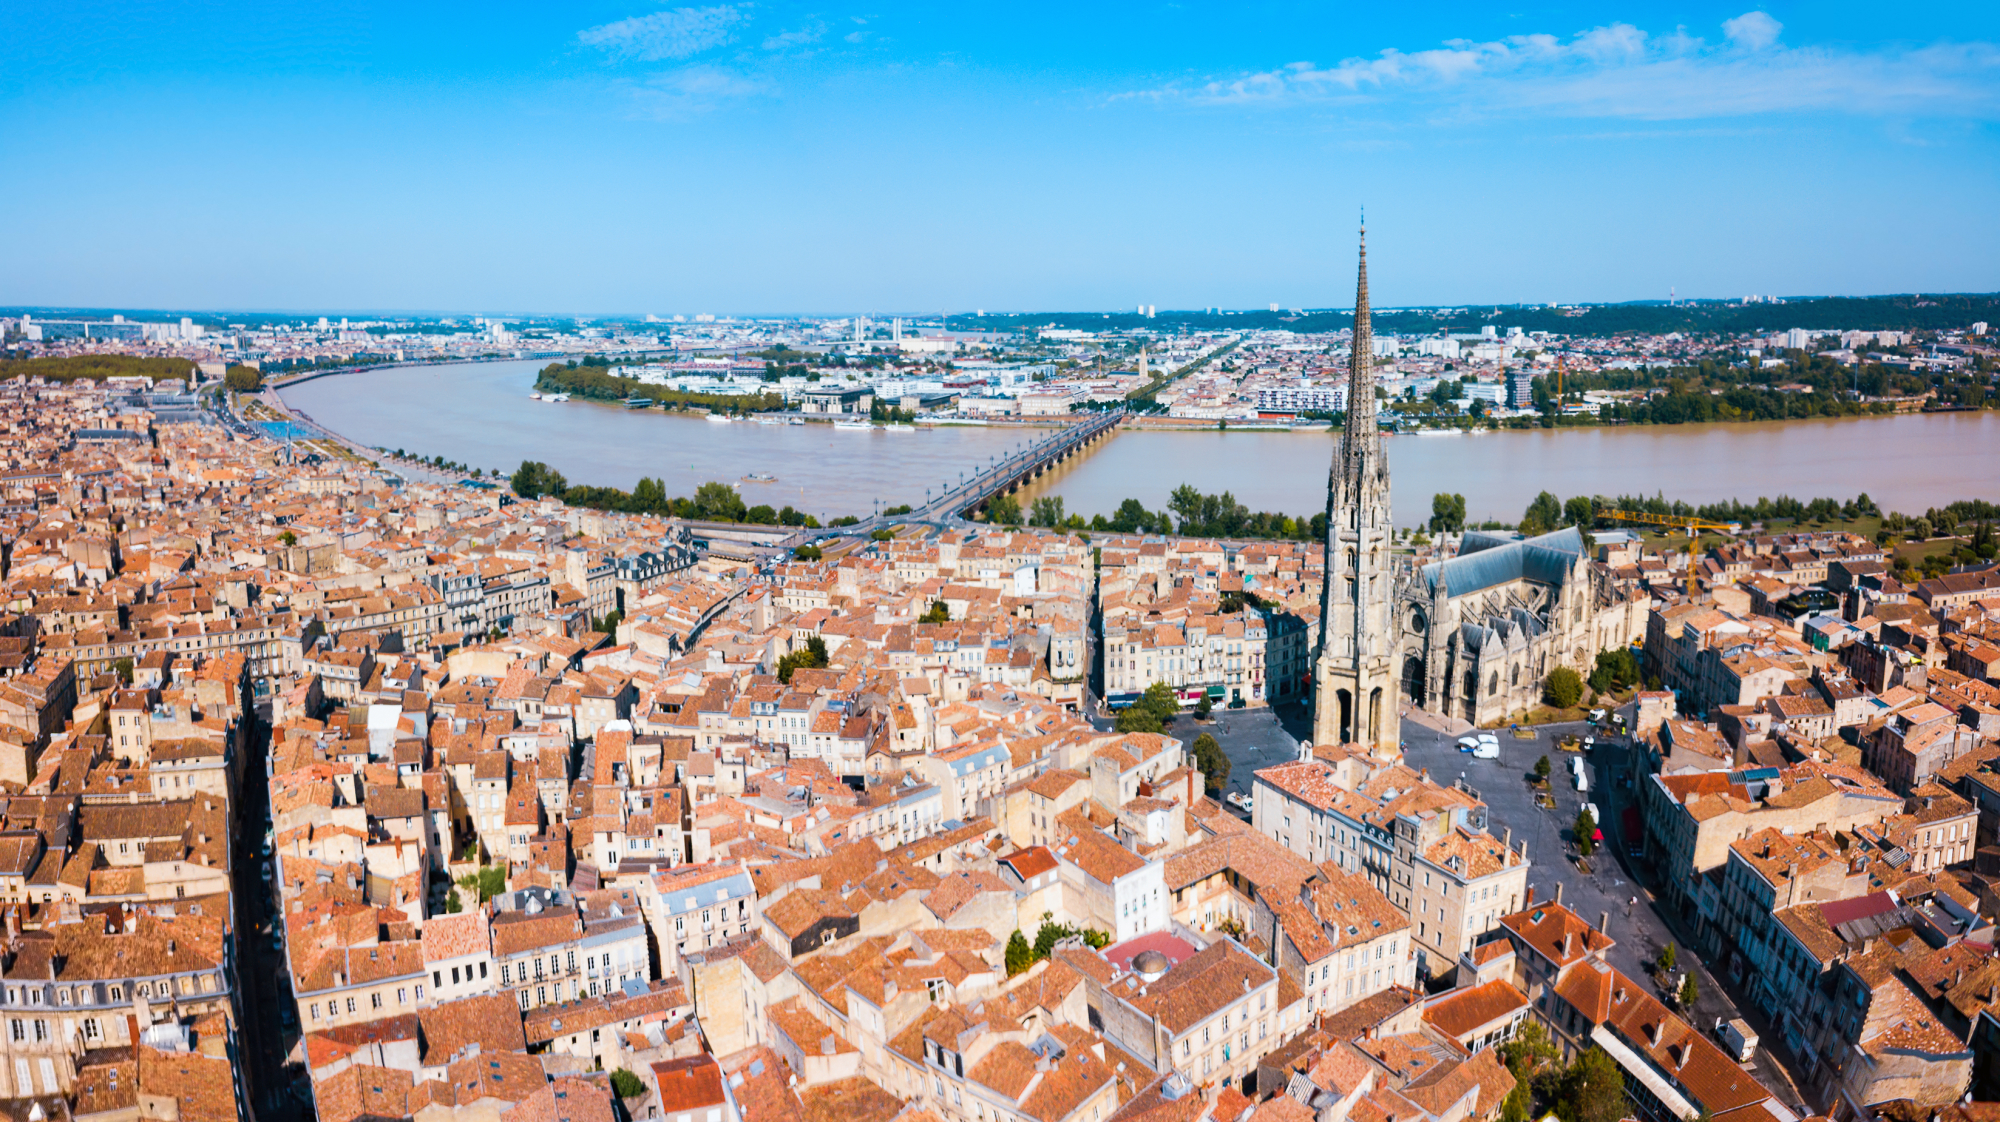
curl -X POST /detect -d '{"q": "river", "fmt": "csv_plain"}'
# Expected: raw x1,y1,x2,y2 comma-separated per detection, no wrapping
279,358,1053,521
281,360,2000,526
1017,413,2000,527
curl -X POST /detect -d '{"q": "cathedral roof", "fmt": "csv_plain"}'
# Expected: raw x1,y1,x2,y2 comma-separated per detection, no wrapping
1422,527,1586,599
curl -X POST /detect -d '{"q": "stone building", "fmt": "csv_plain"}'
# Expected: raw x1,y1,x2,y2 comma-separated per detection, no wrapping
1308,230,1647,739
1396,527,1650,727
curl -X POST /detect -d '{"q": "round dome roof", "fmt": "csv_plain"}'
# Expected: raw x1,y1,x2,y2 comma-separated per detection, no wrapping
1132,949,1172,979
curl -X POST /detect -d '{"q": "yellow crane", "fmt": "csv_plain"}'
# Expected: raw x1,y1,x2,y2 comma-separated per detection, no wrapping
1594,507,1741,599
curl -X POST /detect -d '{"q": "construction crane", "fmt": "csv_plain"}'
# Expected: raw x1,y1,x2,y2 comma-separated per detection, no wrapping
1594,507,1741,600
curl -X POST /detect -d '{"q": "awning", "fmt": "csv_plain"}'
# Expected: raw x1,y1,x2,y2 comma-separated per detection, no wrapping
1589,1025,1697,1121
1206,686,1226,700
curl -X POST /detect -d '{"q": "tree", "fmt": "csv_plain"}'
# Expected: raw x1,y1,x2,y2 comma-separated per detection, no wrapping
278,530,297,547
1005,930,1033,976
1140,682,1179,726
778,635,830,683
795,545,823,561
987,494,1022,524
746,504,778,525
510,460,568,501
1534,755,1552,783
224,364,263,392
1498,1020,1557,1080
1544,666,1585,709
1030,495,1067,528
921,600,950,624
445,888,464,914
1556,1047,1627,1122
1575,808,1598,857
1564,495,1595,528
1115,705,1162,734
1588,648,1642,695
610,1069,646,1099
1191,733,1229,795
1678,972,1699,1008
692,481,747,522
112,657,134,685
1194,694,1213,720
1429,492,1467,534
1521,491,1563,537
1656,942,1677,972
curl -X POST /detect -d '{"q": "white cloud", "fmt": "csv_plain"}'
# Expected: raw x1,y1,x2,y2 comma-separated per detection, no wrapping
579,6,746,62
1722,11,1782,51
626,65,770,117
1135,12,2000,121
762,22,824,51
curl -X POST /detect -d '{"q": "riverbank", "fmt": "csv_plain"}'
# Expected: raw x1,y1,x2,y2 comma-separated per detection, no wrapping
276,359,2000,529
1013,410,2000,530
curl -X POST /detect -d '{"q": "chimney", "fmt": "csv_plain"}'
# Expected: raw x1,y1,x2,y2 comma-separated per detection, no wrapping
1562,933,1573,957
1503,827,1513,851
1525,885,1536,907
1555,882,1565,906
1599,912,1610,935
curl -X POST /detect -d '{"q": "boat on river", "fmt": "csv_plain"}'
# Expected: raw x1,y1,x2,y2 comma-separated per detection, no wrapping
834,420,875,431
744,472,777,482
706,413,735,423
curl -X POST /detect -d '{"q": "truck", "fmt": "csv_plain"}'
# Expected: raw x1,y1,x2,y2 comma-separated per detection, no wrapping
1715,1017,1758,1062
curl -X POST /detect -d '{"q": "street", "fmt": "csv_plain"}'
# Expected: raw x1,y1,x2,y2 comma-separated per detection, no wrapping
1156,701,1807,1110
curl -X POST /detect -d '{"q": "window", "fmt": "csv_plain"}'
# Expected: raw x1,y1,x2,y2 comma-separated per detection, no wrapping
397,988,407,1004
346,997,356,1014
371,993,382,1009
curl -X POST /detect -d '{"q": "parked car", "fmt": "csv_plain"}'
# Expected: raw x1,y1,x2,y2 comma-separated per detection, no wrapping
1457,736,1480,752
1574,771,1589,793
1472,742,1499,760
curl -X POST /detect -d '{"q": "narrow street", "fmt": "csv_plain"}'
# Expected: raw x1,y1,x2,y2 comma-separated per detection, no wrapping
232,709,306,1121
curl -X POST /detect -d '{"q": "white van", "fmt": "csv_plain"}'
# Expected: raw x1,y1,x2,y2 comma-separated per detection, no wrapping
1574,770,1589,793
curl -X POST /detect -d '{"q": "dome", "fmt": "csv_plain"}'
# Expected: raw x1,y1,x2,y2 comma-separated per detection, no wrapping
1132,949,1171,981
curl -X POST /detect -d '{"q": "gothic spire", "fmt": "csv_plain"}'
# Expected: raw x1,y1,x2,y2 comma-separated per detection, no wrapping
1345,220,1377,447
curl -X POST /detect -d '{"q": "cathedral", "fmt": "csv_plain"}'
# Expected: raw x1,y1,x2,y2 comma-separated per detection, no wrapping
1312,233,1648,743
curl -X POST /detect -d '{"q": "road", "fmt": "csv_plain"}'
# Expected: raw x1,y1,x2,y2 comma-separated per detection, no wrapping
1151,701,1808,1110
231,709,308,1120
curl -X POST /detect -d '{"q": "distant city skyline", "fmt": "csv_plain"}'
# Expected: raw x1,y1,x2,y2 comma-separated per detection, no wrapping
4,1,1997,312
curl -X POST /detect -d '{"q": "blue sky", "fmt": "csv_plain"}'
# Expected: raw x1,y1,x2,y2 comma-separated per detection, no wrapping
4,2,1997,315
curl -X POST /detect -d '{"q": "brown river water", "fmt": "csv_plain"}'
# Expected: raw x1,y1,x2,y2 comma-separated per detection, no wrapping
283,360,2000,525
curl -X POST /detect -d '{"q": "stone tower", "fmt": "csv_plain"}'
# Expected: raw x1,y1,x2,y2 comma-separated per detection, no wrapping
1313,224,1400,750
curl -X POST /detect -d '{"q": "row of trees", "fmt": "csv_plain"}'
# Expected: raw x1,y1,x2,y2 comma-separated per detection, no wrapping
533,361,787,414
0,354,196,382
1004,916,1111,975
510,461,821,526
1432,488,1911,540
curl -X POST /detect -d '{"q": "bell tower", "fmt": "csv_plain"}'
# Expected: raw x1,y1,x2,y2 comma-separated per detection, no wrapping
1313,222,1400,750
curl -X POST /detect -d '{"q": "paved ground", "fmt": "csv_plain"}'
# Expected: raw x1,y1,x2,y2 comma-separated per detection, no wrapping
1163,704,1313,804
1163,702,1807,1106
